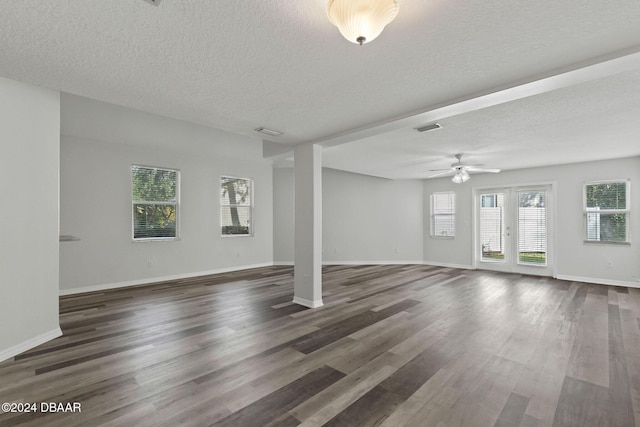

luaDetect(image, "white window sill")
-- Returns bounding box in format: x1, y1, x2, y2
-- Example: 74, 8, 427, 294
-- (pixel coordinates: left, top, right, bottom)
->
132, 237, 181, 243
517, 262, 548, 268
583, 240, 630, 246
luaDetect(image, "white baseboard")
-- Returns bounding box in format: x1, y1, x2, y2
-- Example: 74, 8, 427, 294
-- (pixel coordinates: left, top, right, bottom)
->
292, 296, 324, 308
423, 261, 475, 270
60, 262, 275, 296
556, 275, 640, 289
275, 261, 424, 266
0, 327, 62, 363
322, 260, 424, 265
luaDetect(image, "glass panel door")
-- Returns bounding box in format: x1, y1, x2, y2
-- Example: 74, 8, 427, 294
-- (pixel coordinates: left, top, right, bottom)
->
517, 190, 547, 266
480, 192, 506, 263
476, 186, 553, 276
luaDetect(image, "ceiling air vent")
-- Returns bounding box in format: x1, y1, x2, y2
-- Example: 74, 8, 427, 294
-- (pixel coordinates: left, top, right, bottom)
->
254, 127, 283, 137
142, 0, 162, 6
416, 123, 442, 133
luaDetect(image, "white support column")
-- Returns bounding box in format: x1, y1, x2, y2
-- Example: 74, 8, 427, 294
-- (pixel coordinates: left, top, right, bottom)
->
292, 143, 323, 308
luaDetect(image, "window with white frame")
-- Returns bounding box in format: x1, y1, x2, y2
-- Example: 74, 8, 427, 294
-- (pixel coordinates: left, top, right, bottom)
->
131, 165, 179, 240
431, 192, 455, 237
584, 180, 630, 243
221, 176, 253, 236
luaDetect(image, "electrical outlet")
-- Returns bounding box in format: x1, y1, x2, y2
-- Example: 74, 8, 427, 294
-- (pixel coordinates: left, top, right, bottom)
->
607, 260, 613, 268
147, 259, 153, 268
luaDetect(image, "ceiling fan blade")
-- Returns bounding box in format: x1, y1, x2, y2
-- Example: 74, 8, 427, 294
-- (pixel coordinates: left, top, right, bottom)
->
427, 170, 454, 178
465, 166, 501, 173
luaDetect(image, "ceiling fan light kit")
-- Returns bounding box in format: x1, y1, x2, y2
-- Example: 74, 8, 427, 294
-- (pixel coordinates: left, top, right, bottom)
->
451, 169, 470, 184
327, 0, 399, 45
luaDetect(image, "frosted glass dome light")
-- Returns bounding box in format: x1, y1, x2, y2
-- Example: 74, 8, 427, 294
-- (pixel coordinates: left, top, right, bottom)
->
452, 169, 470, 184
327, 0, 400, 45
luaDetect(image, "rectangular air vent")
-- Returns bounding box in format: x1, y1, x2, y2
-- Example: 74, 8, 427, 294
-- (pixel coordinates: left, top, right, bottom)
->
416, 123, 442, 132
254, 127, 283, 137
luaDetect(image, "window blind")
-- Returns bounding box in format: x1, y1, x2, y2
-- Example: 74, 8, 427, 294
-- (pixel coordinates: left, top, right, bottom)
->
431, 192, 455, 237
132, 165, 179, 239
221, 176, 253, 236
480, 193, 505, 261
584, 181, 629, 243
517, 191, 547, 265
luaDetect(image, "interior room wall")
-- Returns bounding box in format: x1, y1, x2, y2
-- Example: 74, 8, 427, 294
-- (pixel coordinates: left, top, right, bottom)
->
423, 156, 640, 287
0, 77, 61, 361
59, 95, 273, 293
273, 167, 295, 264
273, 167, 424, 264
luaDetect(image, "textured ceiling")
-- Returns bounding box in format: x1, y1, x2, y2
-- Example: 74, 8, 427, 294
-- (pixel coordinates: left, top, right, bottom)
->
2, 0, 640, 173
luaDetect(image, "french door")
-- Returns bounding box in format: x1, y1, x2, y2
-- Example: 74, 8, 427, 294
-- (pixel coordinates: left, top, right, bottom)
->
475, 186, 553, 276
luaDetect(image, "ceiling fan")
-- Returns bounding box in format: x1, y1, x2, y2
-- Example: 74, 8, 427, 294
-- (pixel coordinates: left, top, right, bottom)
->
428, 154, 501, 183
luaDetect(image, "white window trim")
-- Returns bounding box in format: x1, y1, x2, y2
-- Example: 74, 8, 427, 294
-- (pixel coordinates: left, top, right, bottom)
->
583, 179, 630, 244
131, 165, 181, 242
220, 175, 254, 238
431, 191, 455, 238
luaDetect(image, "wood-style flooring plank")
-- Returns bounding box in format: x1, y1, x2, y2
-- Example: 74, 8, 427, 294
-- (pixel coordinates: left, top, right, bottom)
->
493, 392, 529, 427
608, 304, 636, 427
212, 365, 345, 426
322, 384, 404, 427
565, 292, 610, 388
552, 376, 611, 427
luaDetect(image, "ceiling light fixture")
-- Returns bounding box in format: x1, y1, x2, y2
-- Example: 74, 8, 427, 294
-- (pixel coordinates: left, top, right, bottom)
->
327, 0, 399, 46
451, 169, 470, 184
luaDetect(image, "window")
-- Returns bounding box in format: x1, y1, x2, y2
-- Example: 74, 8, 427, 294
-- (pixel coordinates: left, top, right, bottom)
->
481, 194, 497, 208
431, 192, 455, 237
131, 165, 179, 240
584, 180, 630, 243
221, 176, 252, 236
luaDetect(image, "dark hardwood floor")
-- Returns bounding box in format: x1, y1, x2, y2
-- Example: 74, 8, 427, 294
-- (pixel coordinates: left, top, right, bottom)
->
1, 265, 639, 426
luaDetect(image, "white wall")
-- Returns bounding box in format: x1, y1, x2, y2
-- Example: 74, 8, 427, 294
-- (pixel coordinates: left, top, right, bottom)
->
0, 77, 61, 360
273, 167, 295, 264
59, 95, 273, 293
273, 167, 424, 264
423, 157, 640, 286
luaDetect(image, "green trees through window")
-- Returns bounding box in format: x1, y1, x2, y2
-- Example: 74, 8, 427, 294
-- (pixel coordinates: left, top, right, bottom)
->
221, 176, 252, 235
132, 165, 179, 239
